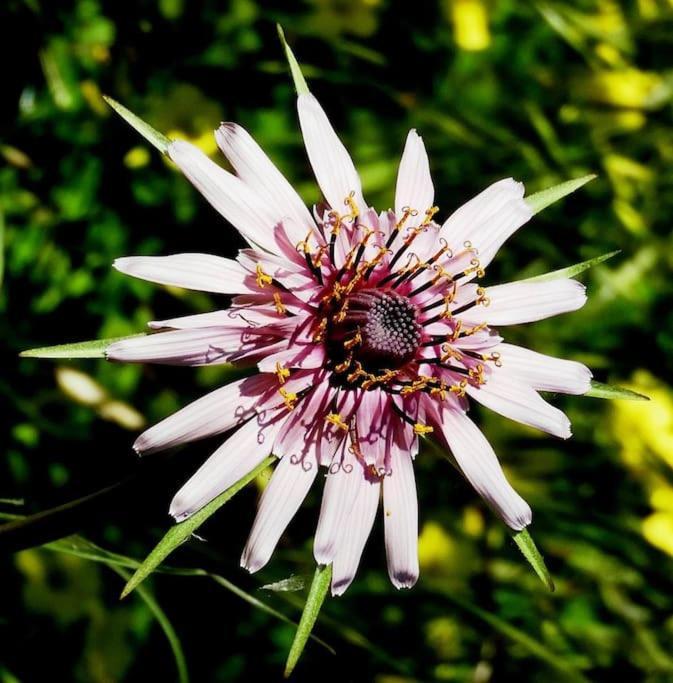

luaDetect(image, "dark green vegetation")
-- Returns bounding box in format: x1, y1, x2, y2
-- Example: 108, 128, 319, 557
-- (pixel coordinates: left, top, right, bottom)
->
2, 1, 673, 681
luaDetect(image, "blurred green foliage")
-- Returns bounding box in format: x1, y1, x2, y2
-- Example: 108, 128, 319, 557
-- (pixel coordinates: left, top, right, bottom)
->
2, 0, 673, 681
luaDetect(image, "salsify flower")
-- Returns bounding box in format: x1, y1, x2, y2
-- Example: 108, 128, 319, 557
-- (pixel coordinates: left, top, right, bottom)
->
106, 57, 590, 597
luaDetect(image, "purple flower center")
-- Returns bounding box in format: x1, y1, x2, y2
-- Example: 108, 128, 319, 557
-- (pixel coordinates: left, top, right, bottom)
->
328, 289, 422, 376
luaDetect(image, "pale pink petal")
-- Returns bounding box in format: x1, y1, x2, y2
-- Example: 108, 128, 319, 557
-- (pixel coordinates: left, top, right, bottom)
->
240, 454, 318, 573
169, 415, 281, 521
113, 254, 249, 294
313, 441, 361, 565
133, 374, 273, 455
330, 471, 381, 596
106, 328, 244, 366
395, 130, 434, 216
466, 370, 572, 439
383, 445, 419, 589
433, 406, 532, 530
495, 343, 592, 395
215, 123, 315, 243
257, 343, 326, 372
297, 93, 366, 215
440, 178, 531, 269
168, 140, 280, 253
457, 279, 587, 326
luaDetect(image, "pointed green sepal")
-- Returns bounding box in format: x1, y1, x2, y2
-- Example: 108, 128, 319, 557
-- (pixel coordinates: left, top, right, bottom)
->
584, 380, 649, 401
512, 528, 555, 592
277, 25, 310, 95
121, 455, 276, 599
284, 564, 332, 677
522, 250, 620, 283
103, 95, 171, 154
525, 174, 596, 215
20, 334, 147, 359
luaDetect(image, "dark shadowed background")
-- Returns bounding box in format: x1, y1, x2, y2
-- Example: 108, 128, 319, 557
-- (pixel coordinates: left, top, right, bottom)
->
1, 0, 673, 681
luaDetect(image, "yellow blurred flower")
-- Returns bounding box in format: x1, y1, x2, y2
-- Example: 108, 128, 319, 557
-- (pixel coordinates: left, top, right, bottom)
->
447, 0, 490, 52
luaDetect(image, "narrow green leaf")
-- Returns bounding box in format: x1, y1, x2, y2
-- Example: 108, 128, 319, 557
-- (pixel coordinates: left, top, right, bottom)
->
277, 25, 309, 95
121, 455, 276, 598
111, 565, 189, 683
512, 528, 555, 592
522, 250, 620, 283
103, 95, 171, 154
261, 575, 306, 592
525, 174, 596, 215
285, 564, 332, 678
20, 333, 146, 359
584, 380, 649, 401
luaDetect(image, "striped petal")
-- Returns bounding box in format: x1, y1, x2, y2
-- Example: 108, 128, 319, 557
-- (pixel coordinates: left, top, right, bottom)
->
433, 407, 532, 530
395, 129, 434, 217
113, 254, 250, 294
241, 454, 318, 573
383, 444, 419, 589
331, 472, 381, 596
467, 370, 572, 438
106, 328, 243, 366
495, 343, 592, 395
168, 140, 280, 253
440, 178, 531, 270
215, 123, 315, 243
133, 374, 273, 454
457, 279, 587, 326
169, 415, 281, 522
297, 93, 366, 215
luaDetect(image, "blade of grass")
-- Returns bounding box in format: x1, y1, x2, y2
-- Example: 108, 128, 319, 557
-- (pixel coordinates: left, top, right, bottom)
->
20, 333, 146, 359
584, 380, 649, 401
110, 565, 189, 683
521, 250, 620, 283
284, 564, 332, 677
103, 96, 171, 154
121, 456, 276, 598
512, 528, 555, 591
525, 174, 596, 215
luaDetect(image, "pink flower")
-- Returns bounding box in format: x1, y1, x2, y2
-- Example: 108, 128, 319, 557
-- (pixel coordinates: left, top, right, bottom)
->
107, 87, 590, 596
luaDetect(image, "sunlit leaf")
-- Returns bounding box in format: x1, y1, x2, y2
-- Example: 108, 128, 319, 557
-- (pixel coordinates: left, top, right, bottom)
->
121, 455, 276, 598
525, 174, 596, 215
103, 95, 171, 154
110, 565, 189, 683
20, 334, 146, 359
521, 250, 620, 283
277, 25, 309, 95
584, 380, 649, 401
512, 528, 555, 591
285, 564, 332, 678
261, 575, 307, 592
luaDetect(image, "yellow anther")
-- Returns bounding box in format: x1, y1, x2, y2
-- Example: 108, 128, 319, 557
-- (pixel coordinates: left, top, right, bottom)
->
275, 362, 290, 385
325, 413, 349, 431
413, 423, 434, 436
449, 380, 468, 398
421, 206, 439, 227
335, 354, 354, 374
344, 192, 359, 220
344, 331, 362, 350
430, 381, 448, 401
279, 387, 298, 410
273, 293, 286, 315
475, 287, 490, 306
469, 364, 485, 385
312, 317, 328, 342
255, 264, 273, 288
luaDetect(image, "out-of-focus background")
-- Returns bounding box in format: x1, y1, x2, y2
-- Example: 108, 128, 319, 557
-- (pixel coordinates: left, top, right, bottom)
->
1, 0, 673, 681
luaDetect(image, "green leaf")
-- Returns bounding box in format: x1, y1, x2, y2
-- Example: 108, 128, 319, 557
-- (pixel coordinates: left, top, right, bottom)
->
277, 25, 309, 95
20, 333, 146, 359
525, 174, 596, 215
584, 380, 649, 401
285, 564, 332, 678
103, 95, 171, 154
512, 528, 555, 592
521, 250, 620, 283
121, 455, 276, 598
110, 565, 189, 683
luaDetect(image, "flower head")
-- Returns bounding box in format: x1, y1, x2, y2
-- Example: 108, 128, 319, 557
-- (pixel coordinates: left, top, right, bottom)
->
107, 66, 590, 596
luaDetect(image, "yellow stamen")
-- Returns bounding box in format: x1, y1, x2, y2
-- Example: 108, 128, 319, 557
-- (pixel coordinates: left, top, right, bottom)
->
413, 423, 434, 436
325, 413, 349, 431
275, 362, 290, 385
273, 293, 286, 315
255, 264, 273, 288
279, 387, 298, 410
